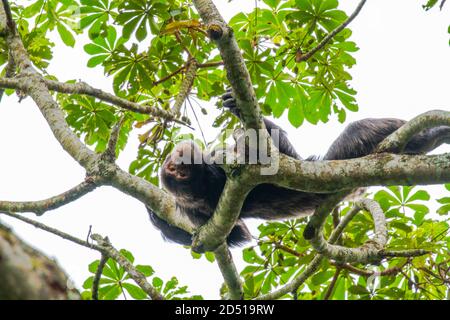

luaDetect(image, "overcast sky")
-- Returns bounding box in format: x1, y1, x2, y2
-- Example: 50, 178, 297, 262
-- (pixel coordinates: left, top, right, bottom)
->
0, 0, 449, 299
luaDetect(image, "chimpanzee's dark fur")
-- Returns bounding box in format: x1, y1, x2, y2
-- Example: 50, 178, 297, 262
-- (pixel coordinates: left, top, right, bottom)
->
148, 90, 450, 247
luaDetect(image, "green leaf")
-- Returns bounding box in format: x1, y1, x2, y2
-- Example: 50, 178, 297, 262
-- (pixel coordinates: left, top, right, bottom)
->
136, 265, 155, 277
122, 283, 148, 300
57, 23, 76, 47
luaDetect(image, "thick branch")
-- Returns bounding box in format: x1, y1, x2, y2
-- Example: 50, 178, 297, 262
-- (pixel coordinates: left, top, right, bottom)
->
4, 40, 97, 168
0, 178, 100, 215
192, 0, 262, 130
297, 0, 367, 62
0, 211, 164, 300
0, 224, 80, 299
377, 110, 450, 153
191, 177, 253, 252
214, 244, 244, 300
258, 151, 450, 194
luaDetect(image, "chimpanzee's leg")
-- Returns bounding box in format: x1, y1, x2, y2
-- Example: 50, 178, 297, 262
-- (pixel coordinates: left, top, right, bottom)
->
147, 207, 252, 247
324, 118, 450, 160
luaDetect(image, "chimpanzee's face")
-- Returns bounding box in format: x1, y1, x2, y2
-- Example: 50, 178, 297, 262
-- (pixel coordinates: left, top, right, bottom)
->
160, 141, 205, 197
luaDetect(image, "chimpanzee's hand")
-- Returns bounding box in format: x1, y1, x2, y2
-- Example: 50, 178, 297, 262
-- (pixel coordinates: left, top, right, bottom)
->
221, 87, 240, 118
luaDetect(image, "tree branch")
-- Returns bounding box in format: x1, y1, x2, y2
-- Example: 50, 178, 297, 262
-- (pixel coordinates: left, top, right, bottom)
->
332, 261, 407, 277
4, 48, 97, 168
92, 252, 108, 300
102, 116, 126, 162
323, 268, 341, 300
214, 244, 244, 300
44, 79, 182, 122
192, 0, 262, 130
171, 59, 198, 118
0, 224, 80, 299
0, 211, 104, 251
191, 177, 253, 253
0, 177, 100, 216
376, 110, 450, 153
256, 198, 360, 300
309, 199, 388, 264
0, 0, 14, 32
0, 211, 164, 300
296, 0, 367, 62
257, 150, 450, 194
91, 234, 164, 300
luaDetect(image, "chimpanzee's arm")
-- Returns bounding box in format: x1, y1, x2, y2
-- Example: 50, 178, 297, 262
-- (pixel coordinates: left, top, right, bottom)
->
222, 89, 301, 160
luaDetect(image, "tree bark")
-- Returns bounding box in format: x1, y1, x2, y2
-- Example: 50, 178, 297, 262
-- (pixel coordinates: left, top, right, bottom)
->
0, 223, 80, 300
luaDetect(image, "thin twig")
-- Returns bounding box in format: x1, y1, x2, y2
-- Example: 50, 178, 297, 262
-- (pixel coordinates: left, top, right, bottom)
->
296, 0, 367, 62
92, 252, 108, 300
91, 234, 164, 300
1, 0, 15, 32
324, 268, 341, 300
102, 116, 126, 162
153, 65, 186, 86
0, 211, 103, 251
0, 52, 15, 101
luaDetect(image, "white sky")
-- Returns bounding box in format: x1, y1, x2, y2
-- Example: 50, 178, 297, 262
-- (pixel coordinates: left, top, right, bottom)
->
0, 0, 449, 299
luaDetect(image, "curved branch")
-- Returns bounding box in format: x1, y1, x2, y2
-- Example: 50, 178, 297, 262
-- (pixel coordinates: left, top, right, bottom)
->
309, 199, 388, 264
296, 0, 367, 62
376, 110, 450, 153
256, 198, 360, 300
0, 177, 100, 216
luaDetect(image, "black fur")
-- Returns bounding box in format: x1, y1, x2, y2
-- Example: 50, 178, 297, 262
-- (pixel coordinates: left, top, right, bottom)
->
148, 90, 450, 247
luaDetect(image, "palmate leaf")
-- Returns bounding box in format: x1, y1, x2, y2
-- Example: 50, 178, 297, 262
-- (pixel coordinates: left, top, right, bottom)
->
116, 0, 171, 41
80, 0, 118, 39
